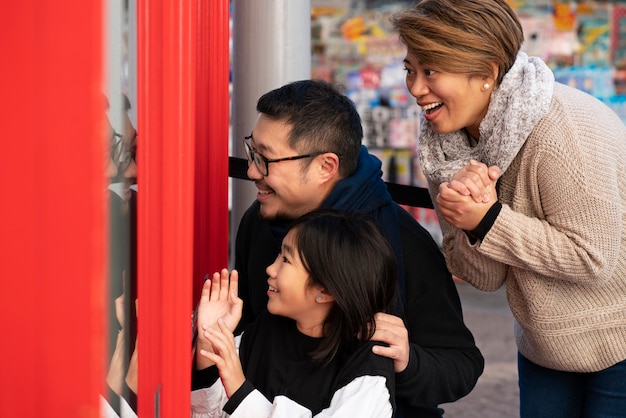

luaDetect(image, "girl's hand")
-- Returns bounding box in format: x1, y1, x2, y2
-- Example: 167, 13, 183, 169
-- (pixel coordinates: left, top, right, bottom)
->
199, 319, 246, 398
195, 269, 243, 370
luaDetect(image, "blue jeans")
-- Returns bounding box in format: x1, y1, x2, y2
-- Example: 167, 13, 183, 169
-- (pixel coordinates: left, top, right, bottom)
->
518, 352, 626, 418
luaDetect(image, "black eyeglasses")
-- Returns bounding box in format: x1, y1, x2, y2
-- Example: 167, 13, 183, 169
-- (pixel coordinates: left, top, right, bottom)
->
243, 135, 330, 176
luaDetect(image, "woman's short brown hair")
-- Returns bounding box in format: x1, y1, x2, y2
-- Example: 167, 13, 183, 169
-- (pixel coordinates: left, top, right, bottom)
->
390, 0, 524, 85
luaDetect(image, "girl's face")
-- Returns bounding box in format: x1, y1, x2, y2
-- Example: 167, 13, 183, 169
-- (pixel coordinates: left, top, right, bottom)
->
266, 229, 329, 336
403, 51, 492, 139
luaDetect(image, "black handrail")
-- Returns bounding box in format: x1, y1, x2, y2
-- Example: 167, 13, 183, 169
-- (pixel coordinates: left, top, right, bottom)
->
229, 156, 434, 209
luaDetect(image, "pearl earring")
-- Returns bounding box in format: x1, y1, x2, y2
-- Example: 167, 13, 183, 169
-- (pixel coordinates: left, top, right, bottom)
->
316, 295, 323, 301
483, 83, 490, 90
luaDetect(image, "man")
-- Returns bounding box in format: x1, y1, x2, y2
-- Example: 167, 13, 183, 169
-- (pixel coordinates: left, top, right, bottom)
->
231, 79, 484, 417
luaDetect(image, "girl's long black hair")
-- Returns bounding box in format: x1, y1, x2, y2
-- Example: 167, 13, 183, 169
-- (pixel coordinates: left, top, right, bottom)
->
287, 208, 398, 366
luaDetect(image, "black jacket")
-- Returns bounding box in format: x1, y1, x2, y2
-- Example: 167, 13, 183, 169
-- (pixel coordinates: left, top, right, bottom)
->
235, 200, 484, 417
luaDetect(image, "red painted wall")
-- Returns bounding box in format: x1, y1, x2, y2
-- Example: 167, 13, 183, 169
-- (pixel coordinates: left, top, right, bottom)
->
0, 1, 105, 416
136, 0, 229, 416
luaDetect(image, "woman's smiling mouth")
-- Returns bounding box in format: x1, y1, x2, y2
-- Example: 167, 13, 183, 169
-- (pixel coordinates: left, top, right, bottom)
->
421, 102, 443, 114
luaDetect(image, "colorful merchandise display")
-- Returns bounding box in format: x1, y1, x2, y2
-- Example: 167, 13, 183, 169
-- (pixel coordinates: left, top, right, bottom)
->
312, 0, 626, 125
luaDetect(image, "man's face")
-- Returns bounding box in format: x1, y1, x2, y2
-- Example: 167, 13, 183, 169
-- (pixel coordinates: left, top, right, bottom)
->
245, 115, 326, 220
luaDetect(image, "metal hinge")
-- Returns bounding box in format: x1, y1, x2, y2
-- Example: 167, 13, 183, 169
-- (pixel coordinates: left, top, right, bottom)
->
154, 384, 161, 418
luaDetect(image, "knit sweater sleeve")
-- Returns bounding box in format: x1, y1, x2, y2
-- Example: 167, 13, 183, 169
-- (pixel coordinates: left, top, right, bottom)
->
442, 85, 625, 290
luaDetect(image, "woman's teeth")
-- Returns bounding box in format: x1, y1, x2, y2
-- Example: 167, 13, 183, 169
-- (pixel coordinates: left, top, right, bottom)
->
422, 102, 442, 113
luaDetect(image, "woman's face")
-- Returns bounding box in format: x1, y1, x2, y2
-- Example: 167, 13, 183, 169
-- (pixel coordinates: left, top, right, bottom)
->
403, 51, 492, 139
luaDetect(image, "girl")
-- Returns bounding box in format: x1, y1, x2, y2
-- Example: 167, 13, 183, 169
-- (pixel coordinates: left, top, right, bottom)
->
191, 209, 397, 417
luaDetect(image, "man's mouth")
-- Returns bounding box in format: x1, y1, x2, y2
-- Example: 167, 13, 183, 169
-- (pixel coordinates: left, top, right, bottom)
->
268, 285, 279, 293
255, 182, 274, 196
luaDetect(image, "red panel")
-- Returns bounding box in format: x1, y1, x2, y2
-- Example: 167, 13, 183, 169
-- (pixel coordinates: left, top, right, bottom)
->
193, 0, 231, 305
0, 1, 104, 417
136, 0, 196, 416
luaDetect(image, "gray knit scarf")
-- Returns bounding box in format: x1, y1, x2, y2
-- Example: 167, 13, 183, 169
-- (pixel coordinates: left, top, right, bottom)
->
418, 52, 555, 187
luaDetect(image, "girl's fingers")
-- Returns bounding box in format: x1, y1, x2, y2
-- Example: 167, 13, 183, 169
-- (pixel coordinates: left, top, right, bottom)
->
229, 269, 239, 296
219, 268, 230, 299
217, 318, 233, 336
210, 271, 221, 300
200, 274, 212, 300
202, 326, 238, 367
204, 329, 226, 348
198, 349, 221, 366
204, 325, 235, 354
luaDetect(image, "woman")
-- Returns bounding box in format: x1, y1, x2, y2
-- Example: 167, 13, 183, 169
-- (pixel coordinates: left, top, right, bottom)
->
391, 1, 626, 417
191, 209, 397, 417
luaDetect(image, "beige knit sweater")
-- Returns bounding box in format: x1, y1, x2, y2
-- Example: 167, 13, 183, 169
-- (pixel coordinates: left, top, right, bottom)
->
439, 83, 626, 372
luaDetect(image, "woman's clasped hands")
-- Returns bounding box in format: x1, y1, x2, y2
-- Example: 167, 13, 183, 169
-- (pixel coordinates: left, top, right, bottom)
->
436, 159, 501, 230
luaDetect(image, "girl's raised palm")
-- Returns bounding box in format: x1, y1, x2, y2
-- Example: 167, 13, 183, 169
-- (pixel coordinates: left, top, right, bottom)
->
195, 268, 243, 369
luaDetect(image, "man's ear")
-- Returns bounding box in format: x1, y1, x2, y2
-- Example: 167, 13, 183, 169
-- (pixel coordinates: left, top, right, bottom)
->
317, 152, 340, 182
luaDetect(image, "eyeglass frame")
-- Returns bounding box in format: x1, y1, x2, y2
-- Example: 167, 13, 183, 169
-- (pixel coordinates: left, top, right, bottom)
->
243, 135, 338, 176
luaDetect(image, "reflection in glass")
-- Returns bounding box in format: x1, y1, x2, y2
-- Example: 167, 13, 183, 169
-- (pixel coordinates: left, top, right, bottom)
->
103, 94, 138, 418
101, 1, 138, 417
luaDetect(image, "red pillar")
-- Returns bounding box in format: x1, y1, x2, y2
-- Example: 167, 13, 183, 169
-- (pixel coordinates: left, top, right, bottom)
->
194, 0, 231, 305
136, 0, 196, 416
0, 1, 105, 416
